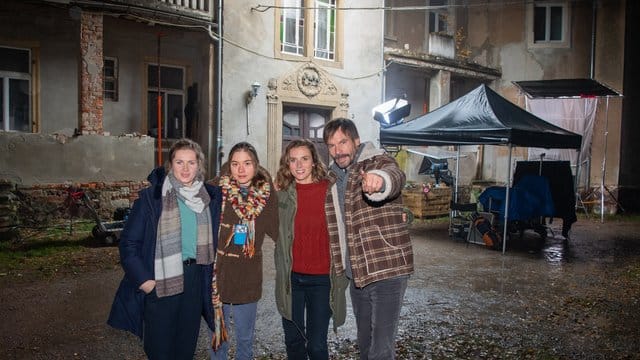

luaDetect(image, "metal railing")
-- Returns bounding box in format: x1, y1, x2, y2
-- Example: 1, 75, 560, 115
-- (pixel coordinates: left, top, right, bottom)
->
77, 0, 216, 21
157, 0, 211, 14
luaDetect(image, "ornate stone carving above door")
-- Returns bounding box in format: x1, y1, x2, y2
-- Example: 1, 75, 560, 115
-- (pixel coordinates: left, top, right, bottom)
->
265, 62, 350, 175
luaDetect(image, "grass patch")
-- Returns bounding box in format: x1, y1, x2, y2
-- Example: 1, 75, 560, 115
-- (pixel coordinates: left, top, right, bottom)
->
0, 220, 98, 275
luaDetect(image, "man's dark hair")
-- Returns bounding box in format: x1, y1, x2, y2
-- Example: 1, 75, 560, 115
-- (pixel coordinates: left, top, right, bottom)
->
323, 118, 360, 143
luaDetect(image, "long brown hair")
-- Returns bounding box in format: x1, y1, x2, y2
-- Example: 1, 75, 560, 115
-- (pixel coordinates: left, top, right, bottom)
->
276, 139, 327, 190
219, 142, 270, 187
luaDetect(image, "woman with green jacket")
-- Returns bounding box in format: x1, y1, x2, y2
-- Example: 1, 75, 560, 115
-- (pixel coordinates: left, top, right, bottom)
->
274, 139, 348, 359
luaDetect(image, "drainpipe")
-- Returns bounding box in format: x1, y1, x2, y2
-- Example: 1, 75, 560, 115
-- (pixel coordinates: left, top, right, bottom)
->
590, 0, 597, 79
380, 3, 386, 104
213, 0, 223, 175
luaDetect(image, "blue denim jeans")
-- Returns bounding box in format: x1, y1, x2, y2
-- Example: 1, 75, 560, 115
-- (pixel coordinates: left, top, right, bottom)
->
209, 302, 258, 360
349, 275, 409, 360
282, 272, 332, 360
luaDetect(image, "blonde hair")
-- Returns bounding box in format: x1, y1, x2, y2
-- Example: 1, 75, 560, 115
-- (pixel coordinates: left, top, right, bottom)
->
165, 138, 206, 178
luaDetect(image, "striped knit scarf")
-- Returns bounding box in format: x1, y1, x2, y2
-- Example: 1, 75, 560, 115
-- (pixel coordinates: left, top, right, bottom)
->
154, 172, 214, 298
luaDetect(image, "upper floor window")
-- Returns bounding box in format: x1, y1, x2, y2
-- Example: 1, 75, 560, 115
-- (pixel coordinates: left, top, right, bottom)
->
314, 0, 336, 60
281, 0, 305, 55
527, 1, 570, 48
429, 0, 448, 34
0, 46, 31, 132
104, 57, 118, 101
277, 0, 341, 65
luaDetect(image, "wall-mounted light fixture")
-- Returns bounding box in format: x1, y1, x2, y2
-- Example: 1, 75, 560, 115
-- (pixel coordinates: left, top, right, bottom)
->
246, 82, 261, 104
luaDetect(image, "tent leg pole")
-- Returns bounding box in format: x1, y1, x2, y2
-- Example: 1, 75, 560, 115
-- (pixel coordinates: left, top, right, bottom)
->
600, 96, 610, 223
502, 145, 513, 254
455, 146, 460, 203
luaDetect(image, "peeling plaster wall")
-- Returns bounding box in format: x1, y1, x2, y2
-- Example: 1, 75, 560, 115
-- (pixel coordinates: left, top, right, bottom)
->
0, 2, 212, 139
102, 17, 212, 139
0, 3, 80, 134
0, 133, 154, 186
462, 1, 623, 190
591, 0, 625, 190
0, 1, 213, 188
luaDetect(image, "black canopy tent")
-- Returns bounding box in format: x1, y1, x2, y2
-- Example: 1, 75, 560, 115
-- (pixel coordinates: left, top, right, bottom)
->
513, 79, 623, 222
513, 78, 619, 98
380, 84, 582, 253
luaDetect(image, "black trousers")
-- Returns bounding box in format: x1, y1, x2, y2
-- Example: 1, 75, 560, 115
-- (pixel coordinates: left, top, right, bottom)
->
143, 262, 203, 360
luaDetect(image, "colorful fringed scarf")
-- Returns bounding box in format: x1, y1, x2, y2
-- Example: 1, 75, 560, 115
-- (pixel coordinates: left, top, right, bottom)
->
210, 254, 227, 350
211, 175, 270, 350
218, 175, 270, 258
154, 172, 214, 298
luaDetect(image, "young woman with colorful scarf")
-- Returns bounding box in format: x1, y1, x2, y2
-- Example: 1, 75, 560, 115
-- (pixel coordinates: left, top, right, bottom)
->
209, 142, 279, 360
108, 138, 222, 360
274, 139, 348, 359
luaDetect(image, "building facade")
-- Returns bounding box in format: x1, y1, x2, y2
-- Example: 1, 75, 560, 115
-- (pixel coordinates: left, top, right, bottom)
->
383, 0, 631, 212
0, 0, 219, 222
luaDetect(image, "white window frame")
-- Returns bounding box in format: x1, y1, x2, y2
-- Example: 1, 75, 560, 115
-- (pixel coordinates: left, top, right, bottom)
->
314, 0, 336, 60
0, 46, 31, 132
276, 0, 342, 66
281, 0, 305, 56
527, 1, 571, 49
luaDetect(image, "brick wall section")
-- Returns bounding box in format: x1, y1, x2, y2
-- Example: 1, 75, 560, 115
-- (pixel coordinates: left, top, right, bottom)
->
15, 181, 148, 224
79, 13, 104, 134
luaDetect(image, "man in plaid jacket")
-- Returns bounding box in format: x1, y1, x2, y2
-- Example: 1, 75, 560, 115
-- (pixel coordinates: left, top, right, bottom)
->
323, 118, 414, 360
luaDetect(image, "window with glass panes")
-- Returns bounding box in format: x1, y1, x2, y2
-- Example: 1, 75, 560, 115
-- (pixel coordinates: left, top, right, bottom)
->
279, 0, 337, 61
0, 46, 31, 132
314, 0, 336, 60
104, 57, 118, 101
147, 64, 185, 139
429, 0, 448, 34
534, 3, 564, 42
281, 0, 305, 55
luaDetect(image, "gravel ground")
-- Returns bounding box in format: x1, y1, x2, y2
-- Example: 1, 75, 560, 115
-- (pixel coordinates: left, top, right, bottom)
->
1, 217, 639, 359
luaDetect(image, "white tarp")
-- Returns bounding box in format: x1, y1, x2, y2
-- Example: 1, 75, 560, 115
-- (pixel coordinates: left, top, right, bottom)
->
525, 97, 596, 186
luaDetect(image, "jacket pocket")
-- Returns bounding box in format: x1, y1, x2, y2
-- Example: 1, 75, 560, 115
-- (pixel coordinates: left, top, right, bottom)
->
357, 225, 408, 275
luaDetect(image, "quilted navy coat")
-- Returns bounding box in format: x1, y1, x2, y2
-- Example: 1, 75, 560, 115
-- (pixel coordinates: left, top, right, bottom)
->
107, 167, 222, 338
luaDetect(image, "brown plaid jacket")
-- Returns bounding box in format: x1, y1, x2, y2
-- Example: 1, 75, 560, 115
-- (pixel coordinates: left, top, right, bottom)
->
326, 142, 414, 288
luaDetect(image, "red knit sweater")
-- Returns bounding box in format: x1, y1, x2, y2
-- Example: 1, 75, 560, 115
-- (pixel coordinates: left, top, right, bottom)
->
292, 180, 330, 275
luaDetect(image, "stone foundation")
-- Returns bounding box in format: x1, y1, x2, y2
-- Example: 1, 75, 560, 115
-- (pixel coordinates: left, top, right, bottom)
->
1, 180, 148, 236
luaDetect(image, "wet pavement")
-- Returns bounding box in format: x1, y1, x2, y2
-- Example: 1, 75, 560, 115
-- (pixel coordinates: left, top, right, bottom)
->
1, 217, 639, 359
240, 217, 640, 359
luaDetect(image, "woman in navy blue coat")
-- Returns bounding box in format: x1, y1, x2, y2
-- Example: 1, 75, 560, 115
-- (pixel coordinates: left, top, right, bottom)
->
108, 139, 222, 359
